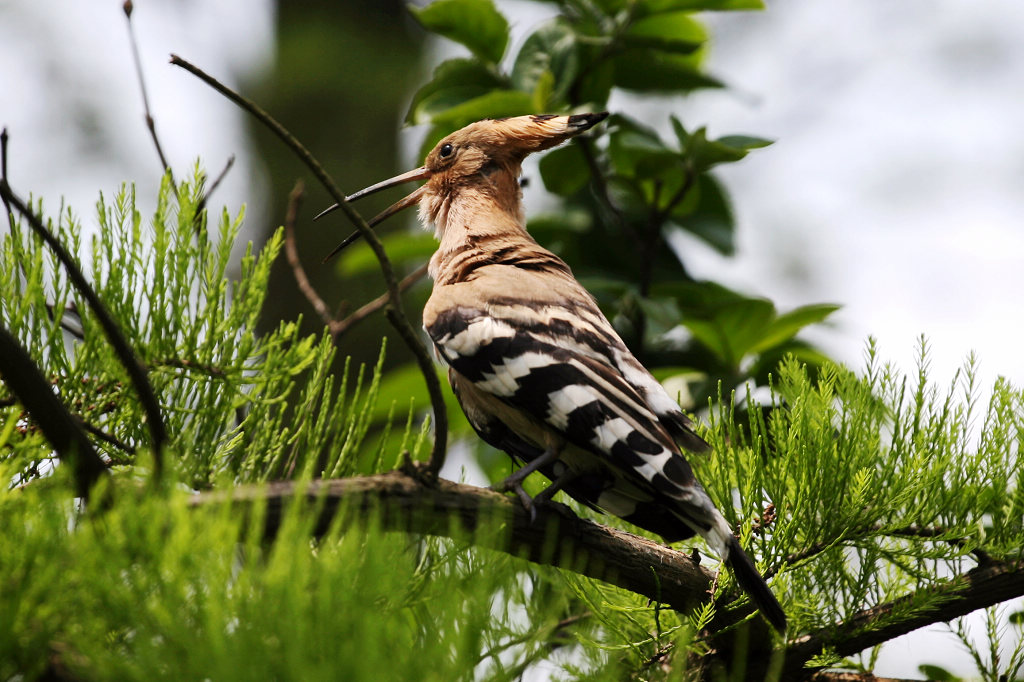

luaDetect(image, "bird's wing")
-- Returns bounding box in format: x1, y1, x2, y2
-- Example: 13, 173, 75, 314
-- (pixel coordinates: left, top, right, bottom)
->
426, 303, 726, 545
608, 347, 711, 454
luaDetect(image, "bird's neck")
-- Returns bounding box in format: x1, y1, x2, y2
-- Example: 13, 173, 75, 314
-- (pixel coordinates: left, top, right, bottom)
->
422, 174, 537, 282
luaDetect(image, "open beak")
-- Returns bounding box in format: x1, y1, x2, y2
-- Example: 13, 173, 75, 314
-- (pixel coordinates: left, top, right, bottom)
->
316, 165, 432, 263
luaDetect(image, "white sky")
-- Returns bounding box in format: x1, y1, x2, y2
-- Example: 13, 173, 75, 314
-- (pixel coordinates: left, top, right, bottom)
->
2, 0, 1023, 678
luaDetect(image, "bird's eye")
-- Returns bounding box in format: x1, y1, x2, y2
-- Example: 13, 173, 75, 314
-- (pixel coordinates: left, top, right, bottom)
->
439, 143, 454, 158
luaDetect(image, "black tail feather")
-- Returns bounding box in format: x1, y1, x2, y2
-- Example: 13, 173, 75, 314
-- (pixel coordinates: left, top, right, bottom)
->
725, 536, 787, 633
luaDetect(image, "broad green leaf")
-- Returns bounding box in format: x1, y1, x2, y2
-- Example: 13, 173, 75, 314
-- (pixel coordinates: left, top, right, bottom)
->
335, 231, 437, 276
671, 173, 736, 255
526, 209, 592, 237
916, 665, 961, 682
686, 128, 773, 171
622, 12, 706, 55
611, 48, 721, 93
608, 126, 681, 180
636, 295, 683, 337
409, 0, 509, 64
538, 143, 591, 197
749, 303, 841, 355
717, 134, 773, 151
511, 19, 580, 109
418, 89, 535, 156
573, 50, 615, 107
635, 0, 764, 15
670, 114, 690, 149
682, 297, 775, 367
406, 59, 505, 124
531, 69, 555, 111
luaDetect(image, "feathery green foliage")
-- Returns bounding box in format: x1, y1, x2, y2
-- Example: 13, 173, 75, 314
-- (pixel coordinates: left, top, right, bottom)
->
3, 171, 1023, 679
0, 170, 407, 490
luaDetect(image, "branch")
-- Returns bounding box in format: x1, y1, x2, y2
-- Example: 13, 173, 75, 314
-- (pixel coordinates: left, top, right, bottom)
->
169, 54, 448, 479
191, 469, 1024, 680
784, 557, 1024, 677
0, 324, 108, 499
123, 1, 174, 184
282, 180, 334, 327
195, 154, 235, 224
806, 671, 921, 675
766, 523, 976, 580
189, 470, 719, 615
282, 180, 429, 341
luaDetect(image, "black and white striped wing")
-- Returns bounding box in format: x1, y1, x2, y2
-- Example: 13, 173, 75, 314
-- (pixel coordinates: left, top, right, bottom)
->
427, 305, 728, 550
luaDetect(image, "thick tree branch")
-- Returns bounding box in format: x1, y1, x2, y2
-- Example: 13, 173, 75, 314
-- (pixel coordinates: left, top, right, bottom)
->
190, 470, 719, 615
785, 557, 1024, 677
191, 469, 1024, 680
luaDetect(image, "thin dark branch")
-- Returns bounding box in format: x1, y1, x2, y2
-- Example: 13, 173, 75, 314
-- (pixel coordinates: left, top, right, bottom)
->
283, 180, 428, 340
47, 302, 84, 340
0, 323, 108, 499
123, 1, 174, 184
0, 178, 167, 474
282, 180, 334, 328
195, 154, 235, 221
765, 523, 972, 580
151, 357, 229, 379
80, 420, 135, 455
331, 263, 429, 341
1, 128, 11, 218
169, 53, 448, 479
579, 137, 635, 241
806, 671, 929, 675
205, 154, 235, 199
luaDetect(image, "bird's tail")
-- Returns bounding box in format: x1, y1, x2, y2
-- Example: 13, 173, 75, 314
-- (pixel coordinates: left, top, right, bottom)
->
723, 535, 787, 633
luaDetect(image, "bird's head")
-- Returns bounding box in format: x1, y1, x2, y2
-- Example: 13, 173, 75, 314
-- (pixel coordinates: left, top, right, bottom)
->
317, 112, 608, 259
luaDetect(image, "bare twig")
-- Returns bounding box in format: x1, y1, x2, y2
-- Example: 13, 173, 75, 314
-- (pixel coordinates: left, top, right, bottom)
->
0, 177, 167, 474
1, 128, 11, 218
169, 54, 448, 478
195, 154, 235, 223
283, 180, 333, 327
123, 1, 174, 184
765, 523, 973, 580
80, 420, 135, 456
151, 357, 228, 379
284, 179, 429, 340
811, 671, 925, 675
205, 154, 235, 199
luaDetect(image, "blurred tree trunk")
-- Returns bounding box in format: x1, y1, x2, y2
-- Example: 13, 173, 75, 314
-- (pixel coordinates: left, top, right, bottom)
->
252, 0, 428, 372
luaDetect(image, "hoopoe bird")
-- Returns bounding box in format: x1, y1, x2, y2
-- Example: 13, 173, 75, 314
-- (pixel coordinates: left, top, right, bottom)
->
319, 113, 786, 632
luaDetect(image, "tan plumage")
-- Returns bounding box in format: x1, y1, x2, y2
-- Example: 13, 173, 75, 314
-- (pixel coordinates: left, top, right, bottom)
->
324, 113, 786, 632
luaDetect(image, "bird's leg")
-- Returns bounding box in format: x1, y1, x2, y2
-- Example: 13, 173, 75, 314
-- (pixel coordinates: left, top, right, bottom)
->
491, 446, 562, 522
531, 466, 577, 506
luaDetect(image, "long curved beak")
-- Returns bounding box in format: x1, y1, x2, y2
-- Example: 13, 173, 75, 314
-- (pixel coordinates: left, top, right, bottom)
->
316, 166, 431, 263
